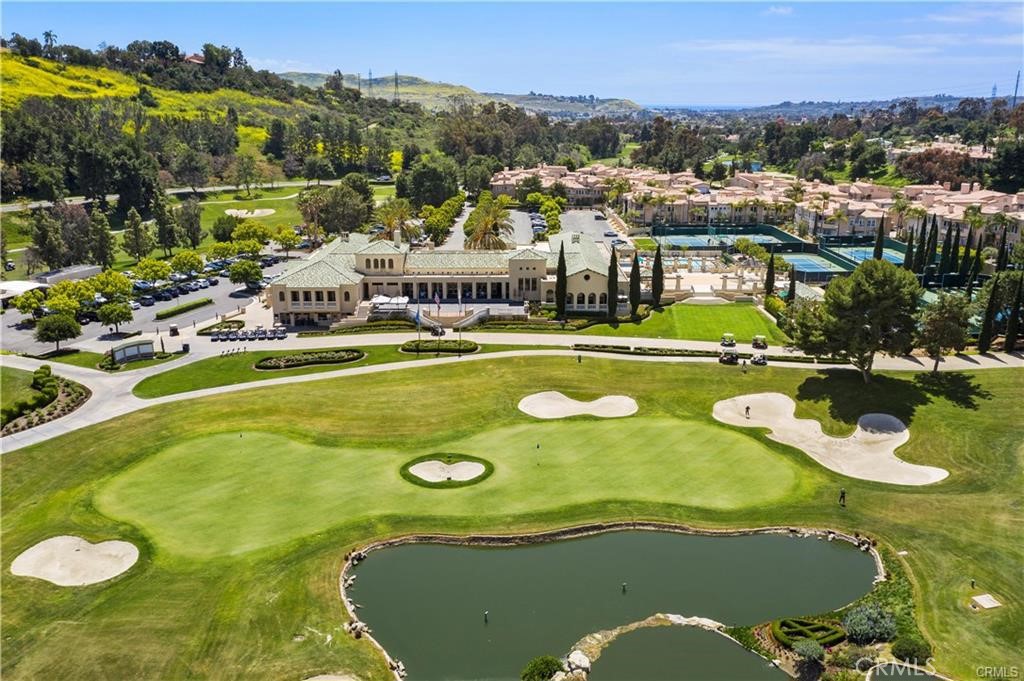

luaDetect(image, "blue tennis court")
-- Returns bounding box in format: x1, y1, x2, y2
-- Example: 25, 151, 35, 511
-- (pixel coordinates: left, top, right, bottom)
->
779, 254, 851, 273
828, 246, 905, 265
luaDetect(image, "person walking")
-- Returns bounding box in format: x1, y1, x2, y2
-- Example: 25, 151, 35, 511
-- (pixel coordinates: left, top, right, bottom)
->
745, 405, 751, 419
839, 487, 847, 507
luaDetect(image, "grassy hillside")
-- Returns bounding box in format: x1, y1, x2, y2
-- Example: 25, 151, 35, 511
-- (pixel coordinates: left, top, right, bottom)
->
278, 70, 645, 116
0, 53, 309, 121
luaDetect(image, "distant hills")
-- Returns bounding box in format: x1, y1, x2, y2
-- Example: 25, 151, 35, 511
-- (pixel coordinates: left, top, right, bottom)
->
277, 71, 644, 117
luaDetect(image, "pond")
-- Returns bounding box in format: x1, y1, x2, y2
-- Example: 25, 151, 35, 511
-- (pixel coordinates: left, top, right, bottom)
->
349, 530, 877, 681
589, 625, 788, 681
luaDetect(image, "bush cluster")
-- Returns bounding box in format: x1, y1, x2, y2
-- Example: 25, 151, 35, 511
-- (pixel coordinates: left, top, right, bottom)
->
1, 365, 58, 426
763, 294, 787, 320
771, 618, 846, 649
400, 339, 478, 353
734, 237, 791, 272
421, 192, 466, 245
891, 635, 932, 664
155, 298, 214, 320
842, 603, 897, 644
255, 350, 364, 370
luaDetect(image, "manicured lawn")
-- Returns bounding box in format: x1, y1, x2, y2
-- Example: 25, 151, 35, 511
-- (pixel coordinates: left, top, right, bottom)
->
632, 237, 658, 250
39, 350, 182, 373
1, 359, 1020, 680
0, 366, 38, 409
97, 418, 801, 558
372, 183, 396, 204
581, 302, 790, 343
131, 344, 561, 398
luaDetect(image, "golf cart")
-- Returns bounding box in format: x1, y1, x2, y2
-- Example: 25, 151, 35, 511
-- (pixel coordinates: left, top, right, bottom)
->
751, 353, 768, 366
720, 332, 736, 347
752, 334, 768, 350
719, 347, 739, 365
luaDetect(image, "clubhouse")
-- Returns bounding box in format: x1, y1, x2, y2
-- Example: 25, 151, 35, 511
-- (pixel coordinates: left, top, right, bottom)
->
269, 231, 623, 326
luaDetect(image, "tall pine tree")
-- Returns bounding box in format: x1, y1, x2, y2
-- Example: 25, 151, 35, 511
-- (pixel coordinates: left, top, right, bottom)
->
1003, 275, 1022, 353
120, 207, 156, 263
873, 218, 885, 260
606, 247, 619, 319
977, 275, 1000, 353
555, 243, 567, 321
902, 228, 915, 270
89, 207, 115, 269
764, 251, 776, 295
787, 263, 797, 304
958, 228, 974, 277
950, 225, 961, 273
925, 215, 939, 270
995, 228, 1008, 271
629, 253, 641, 317
965, 249, 982, 299
938, 225, 953, 275
153, 193, 179, 258
912, 222, 928, 273
651, 244, 664, 307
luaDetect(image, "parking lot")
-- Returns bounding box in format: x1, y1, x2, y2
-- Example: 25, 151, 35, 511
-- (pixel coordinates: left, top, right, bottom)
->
0, 259, 289, 355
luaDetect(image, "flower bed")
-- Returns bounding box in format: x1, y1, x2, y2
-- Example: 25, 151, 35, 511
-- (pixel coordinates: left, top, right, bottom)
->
1, 368, 91, 435
400, 340, 478, 354
254, 349, 365, 370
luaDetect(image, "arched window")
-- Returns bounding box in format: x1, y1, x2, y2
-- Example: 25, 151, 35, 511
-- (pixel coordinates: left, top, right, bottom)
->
576, 293, 585, 305
343, 291, 350, 302
587, 293, 596, 305
372, 258, 379, 269
388, 258, 394, 269
565, 293, 573, 304
599, 293, 607, 304
545, 290, 554, 303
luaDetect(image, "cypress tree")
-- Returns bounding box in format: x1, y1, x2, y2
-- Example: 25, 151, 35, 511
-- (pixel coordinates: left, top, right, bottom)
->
606, 247, 619, 319
965, 251, 982, 299
925, 215, 939, 270
651, 243, 664, 307
938, 225, 953, 275
958, 228, 974, 277
764, 251, 776, 295
995, 228, 1008, 271
787, 263, 797, 304
912, 222, 927, 273
1003, 275, 1022, 353
629, 253, 641, 317
977, 275, 1000, 353
555, 243, 567, 320
902, 229, 914, 270
873, 217, 885, 260
950, 225, 961, 272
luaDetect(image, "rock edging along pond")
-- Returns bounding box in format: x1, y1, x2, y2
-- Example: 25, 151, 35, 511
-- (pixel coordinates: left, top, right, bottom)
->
336, 521, 886, 681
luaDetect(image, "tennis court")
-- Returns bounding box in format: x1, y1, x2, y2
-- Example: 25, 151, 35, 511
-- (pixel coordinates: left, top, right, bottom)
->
779, 254, 852, 273
828, 246, 905, 265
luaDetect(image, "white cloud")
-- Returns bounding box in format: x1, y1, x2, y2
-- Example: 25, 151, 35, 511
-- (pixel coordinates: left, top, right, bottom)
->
763, 6, 794, 16
924, 4, 1022, 25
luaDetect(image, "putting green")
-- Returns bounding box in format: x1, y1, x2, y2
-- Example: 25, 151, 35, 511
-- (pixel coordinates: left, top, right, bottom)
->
96, 418, 800, 558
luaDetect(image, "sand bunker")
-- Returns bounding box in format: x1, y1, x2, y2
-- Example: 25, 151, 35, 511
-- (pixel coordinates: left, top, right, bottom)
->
408, 460, 486, 482
10, 535, 139, 586
712, 393, 949, 486
518, 391, 638, 419
225, 208, 276, 218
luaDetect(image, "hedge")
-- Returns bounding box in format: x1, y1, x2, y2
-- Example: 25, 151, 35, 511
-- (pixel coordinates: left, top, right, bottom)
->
571, 343, 820, 363
400, 339, 478, 354
771, 618, 846, 649
155, 298, 213, 320
0, 365, 58, 426
254, 349, 364, 370
298, 320, 416, 336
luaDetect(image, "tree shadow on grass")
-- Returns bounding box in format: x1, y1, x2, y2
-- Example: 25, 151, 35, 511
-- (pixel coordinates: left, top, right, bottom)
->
796, 369, 993, 427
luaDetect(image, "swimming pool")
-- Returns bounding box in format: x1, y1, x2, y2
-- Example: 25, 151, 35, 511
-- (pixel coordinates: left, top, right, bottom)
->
779, 254, 852, 273
828, 246, 905, 265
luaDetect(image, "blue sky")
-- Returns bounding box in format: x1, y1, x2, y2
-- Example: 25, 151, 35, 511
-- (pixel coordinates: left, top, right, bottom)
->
3, 2, 1022, 106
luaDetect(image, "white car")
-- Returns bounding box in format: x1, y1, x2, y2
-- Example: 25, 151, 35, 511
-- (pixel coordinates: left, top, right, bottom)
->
129, 300, 141, 310
603, 230, 617, 237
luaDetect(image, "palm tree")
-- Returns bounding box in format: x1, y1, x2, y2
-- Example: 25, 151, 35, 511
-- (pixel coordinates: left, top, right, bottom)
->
465, 199, 514, 250
888, 191, 911, 238
42, 30, 57, 59
297, 189, 327, 246
784, 180, 805, 203
831, 208, 849, 236
603, 178, 631, 210
985, 211, 1011, 248
374, 198, 419, 242
682, 186, 697, 223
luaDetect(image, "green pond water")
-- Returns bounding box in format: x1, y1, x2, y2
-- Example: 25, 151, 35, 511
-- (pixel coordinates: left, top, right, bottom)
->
589, 625, 788, 680
350, 530, 877, 681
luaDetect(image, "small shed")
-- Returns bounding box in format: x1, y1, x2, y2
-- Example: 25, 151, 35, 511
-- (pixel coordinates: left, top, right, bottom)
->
110, 339, 155, 364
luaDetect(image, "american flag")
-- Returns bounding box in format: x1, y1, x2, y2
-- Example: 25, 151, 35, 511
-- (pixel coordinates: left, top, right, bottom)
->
434, 291, 441, 313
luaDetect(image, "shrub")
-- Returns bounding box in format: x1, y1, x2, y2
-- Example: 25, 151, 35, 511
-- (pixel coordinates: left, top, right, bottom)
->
843, 603, 896, 644
764, 294, 786, 320
520, 655, 563, 681
155, 298, 213, 320
400, 339, 478, 354
891, 635, 932, 664
771, 618, 846, 648
821, 670, 861, 681
792, 638, 825, 661
1, 365, 59, 426
255, 350, 364, 370
828, 645, 876, 671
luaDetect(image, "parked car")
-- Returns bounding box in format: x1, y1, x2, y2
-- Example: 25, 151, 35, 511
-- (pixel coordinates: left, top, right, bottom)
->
206, 277, 219, 286
603, 230, 618, 237
133, 280, 154, 291
595, 214, 607, 220
169, 272, 188, 282
219, 269, 231, 277
275, 328, 287, 339
256, 328, 268, 340
197, 279, 210, 289
155, 290, 172, 302
611, 238, 627, 246
129, 300, 141, 310
227, 331, 239, 341
139, 295, 156, 307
